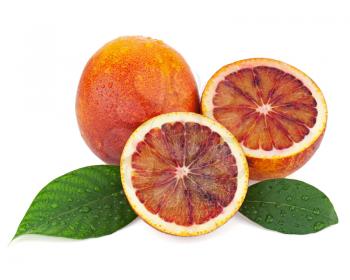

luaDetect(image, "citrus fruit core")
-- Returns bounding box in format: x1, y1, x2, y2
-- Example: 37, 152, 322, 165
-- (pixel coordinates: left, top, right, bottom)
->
121, 113, 248, 236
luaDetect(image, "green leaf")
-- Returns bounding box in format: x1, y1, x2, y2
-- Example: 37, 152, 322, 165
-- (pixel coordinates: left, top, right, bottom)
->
239, 179, 338, 234
14, 165, 137, 239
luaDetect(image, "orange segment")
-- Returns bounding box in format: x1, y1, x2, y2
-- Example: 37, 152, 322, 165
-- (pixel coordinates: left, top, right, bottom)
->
270, 112, 309, 143
266, 115, 293, 149
136, 178, 176, 213
272, 86, 316, 107
270, 72, 303, 102
273, 104, 317, 128
161, 122, 186, 165
158, 179, 192, 226
132, 141, 172, 173
225, 69, 261, 105
186, 178, 222, 225
214, 107, 257, 140
214, 81, 256, 108
243, 115, 273, 151
253, 66, 284, 103
183, 122, 212, 166
143, 128, 176, 166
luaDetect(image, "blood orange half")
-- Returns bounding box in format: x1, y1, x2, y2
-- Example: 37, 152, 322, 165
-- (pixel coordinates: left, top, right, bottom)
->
120, 112, 248, 236
201, 58, 327, 180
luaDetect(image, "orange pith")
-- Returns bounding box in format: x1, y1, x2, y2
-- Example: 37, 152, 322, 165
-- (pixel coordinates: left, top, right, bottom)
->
131, 121, 237, 226
213, 66, 317, 151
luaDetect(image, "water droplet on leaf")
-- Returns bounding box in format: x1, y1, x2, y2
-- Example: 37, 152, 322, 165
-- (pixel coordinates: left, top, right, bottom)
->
265, 215, 274, 223
275, 204, 282, 209
79, 206, 91, 213
313, 222, 326, 231
313, 208, 320, 215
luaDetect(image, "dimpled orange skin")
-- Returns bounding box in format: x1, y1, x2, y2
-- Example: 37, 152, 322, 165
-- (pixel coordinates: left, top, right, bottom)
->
76, 36, 199, 164
248, 133, 324, 180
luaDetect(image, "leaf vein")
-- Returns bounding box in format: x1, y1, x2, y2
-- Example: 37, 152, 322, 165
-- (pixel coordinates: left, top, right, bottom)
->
243, 200, 337, 222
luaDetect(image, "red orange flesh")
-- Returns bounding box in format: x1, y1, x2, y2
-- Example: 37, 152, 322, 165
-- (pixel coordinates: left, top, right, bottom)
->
132, 122, 238, 226
213, 66, 317, 151
121, 113, 248, 236
202, 58, 327, 180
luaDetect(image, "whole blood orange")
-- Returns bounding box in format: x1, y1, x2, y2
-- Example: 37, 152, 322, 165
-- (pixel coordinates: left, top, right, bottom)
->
201, 58, 327, 180
120, 112, 248, 236
76, 36, 199, 164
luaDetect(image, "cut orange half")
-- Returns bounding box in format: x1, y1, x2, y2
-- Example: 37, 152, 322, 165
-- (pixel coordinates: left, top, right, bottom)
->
120, 112, 248, 236
202, 58, 327, 180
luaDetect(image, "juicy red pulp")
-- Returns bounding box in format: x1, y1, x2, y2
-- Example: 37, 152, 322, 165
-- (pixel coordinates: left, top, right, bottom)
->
213, 66, 318, 150
131, 122, 238, 226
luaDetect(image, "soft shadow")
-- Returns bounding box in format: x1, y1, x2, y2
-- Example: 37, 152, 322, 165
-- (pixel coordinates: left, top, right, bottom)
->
146, 215, 246, 244
9, 217, 141, 245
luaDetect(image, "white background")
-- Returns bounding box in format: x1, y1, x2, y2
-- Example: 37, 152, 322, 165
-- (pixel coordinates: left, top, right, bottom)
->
1, 0, 349, 279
